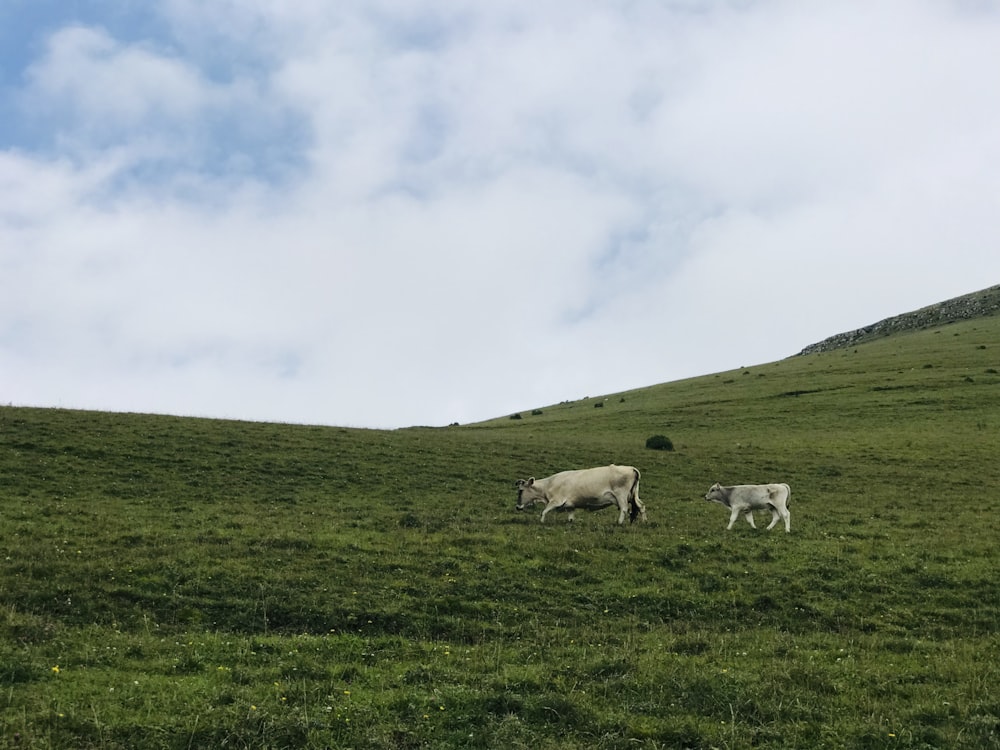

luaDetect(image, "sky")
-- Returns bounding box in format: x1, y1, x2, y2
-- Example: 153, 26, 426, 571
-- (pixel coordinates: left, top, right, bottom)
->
3, 1, 1000, 429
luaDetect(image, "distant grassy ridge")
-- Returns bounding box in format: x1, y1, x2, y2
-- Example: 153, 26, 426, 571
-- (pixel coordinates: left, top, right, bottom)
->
800, 283, 1000, 354
2, 309, 1000, 748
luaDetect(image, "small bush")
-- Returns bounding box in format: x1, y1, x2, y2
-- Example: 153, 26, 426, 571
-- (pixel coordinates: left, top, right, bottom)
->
531, 409, 543, 416
509, 413, 522, 420
399, 513, 421, 528
645, 435, 674, 451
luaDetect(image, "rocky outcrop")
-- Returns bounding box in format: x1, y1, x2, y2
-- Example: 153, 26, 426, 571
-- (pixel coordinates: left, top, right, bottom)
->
799, 284, 1000, 355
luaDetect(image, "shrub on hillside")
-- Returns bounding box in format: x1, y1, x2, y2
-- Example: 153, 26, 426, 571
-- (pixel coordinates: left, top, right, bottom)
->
645, 435, 674, 451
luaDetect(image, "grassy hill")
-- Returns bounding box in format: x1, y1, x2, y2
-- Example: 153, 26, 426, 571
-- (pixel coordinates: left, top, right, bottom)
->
2, 302, 1000, 748
799, 283, 1000, 354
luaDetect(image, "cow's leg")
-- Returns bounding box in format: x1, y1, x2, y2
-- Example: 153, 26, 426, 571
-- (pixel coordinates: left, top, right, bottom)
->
629, 493, 648, 523
541, 500, 570, 523
727, 507, 741, 529
605, 491, 628, 525
744, 510, 757, 528
634, 497, 648, 522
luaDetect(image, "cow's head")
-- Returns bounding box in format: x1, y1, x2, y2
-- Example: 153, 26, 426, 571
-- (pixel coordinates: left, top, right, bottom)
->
704, 482, 727, 505
515, 477, 545, 511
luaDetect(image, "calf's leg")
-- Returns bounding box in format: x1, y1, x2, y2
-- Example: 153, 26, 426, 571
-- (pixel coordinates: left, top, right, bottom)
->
766, 507, 781, 530
726, 507, 742, 529
765, 504, 791, 532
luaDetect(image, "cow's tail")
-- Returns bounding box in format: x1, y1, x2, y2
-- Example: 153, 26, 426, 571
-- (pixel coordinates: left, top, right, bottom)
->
784, 483, 791, 507
628, 468, 643, 523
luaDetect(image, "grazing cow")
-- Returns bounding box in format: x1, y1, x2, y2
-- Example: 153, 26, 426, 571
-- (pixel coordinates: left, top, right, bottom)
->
704, 482, 791, 532
515, 465, 647, 524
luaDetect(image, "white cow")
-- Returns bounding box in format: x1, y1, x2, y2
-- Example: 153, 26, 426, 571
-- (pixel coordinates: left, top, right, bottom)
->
704, 482, 791, 532
515, 465, 647, 524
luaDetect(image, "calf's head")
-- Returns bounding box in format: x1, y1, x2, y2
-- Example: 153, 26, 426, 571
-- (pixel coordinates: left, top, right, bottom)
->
515, 477, 545, 511
704, 482, 728, 505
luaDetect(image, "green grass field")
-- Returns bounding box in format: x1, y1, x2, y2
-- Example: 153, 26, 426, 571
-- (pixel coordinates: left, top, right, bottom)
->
2, 316, 999, 748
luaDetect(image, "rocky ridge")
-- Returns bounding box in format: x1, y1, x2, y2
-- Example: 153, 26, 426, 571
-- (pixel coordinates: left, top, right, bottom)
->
799, 284, 1000, 355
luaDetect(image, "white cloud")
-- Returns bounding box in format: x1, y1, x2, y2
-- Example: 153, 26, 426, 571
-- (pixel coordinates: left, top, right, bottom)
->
3, 1, 1000, 427
655, 2, 1000, 208
25, 26, 210, 127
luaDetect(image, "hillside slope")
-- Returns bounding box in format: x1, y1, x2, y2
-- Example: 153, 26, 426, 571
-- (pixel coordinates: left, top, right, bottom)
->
2, 296, 1000, 749
799, 283, 1000, 355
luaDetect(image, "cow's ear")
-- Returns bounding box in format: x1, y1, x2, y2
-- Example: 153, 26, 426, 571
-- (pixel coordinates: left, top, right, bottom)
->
527, 477, 535, 486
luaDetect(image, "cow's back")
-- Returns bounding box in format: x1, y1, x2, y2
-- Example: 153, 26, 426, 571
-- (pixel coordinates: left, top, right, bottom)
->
546, 465, 636, 499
